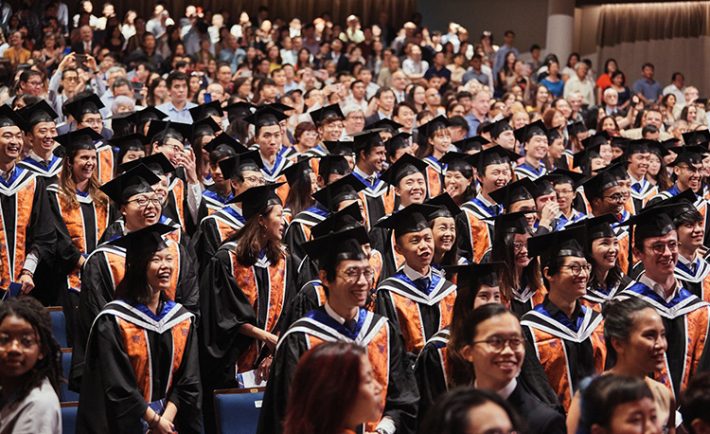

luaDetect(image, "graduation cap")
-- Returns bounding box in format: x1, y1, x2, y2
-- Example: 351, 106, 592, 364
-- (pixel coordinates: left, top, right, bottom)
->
203, 134, 249, 155
112, 107, 167, 135
454, 136, 489, 153
667, 145, 707, 167
365, 118, 402, 133
645, 140, 670, 157
379, 153, 427, 186
280, 157, 313, 185
469, 145, 520, 173
309, 103, 344, 125
311, 202, 365, 239
610, 137, 629, 150
324, 140, 355, 156
527, 226, 587, 264
418, 115, 451, 140
318, 155, 351, 179
64, 93, 104, 121
312, 174, 366, 211
109, 133, 149, 155
352, 129, 385, 153
483, 117, 513, 139
624, 139, 656, 157
189, 101, 223, 122
191, 117, 221, 143
683, 130, 710, 146
375, 203, 439, 238
531, 176, 555, 199
384, 132, 412, 156
620, 205, 675, 246
232, 183, 284, 219
489, 211, 534, 236
0, 104, 24, 128
147, 120, 192, 144
440, 152, 474, 174
268, 102, 295, 113
547, 127, 563, 143
545, 169, 586, 189
120, 153, 175, 177
18, 100, 57, 129
425, 193, 461, 219
54, 127, 103, 156
567, 121, 588, 137
580, 164, 622, 200
644, 188, 698, 222
303, 227, 368, 268
489, 178, 536, 208
573, 143, 605, 169
443, 261, 506, 289
220, 151, 264, 180
109, 223, 175, 261
226, 101, 256, 121
568, 214, 616, 241
99, 163, 161, 204
661, 138, 682, 150
244, 106, 288, 128
581, 132, 609, 150
513, 120, 547, 143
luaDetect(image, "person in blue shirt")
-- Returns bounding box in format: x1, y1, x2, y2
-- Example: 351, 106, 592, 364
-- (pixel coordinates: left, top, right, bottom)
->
156, 71, 197, 123
632, 63, 663, 106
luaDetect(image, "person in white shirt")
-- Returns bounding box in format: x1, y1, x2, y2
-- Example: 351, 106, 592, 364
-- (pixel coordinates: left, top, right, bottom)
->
663, 72, 686, 106
563, 62, 595, 106
402, 44, 428, 82
156, 71, 196, 123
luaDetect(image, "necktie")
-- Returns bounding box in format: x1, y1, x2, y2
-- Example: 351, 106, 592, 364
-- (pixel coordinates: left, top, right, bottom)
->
632, 183, 642, 194
344, 318, 358, 334
414, 277, 431, 294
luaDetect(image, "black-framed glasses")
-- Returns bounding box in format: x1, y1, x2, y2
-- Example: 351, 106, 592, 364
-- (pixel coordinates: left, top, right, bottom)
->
472, 336, 524, 351
127, 197, 161, 207
560, 263, 592, 276
604, 193, 625, 202
340, 266, 375, 282
648, 241, 678, 255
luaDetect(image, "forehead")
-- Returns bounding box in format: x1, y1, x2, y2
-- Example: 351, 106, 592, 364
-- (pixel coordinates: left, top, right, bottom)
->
644, 230, 677, 244
398, 171, 425, 185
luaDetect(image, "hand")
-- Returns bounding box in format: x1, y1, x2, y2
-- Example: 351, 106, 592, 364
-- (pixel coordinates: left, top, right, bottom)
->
151, 416, 175, 434
262, 331, 278, 352
85, 55, 98, 72
255, 356, 273, 383
19, 272, 34, 294
140, 85, 148, 101
177, 147, 198, 184
539, 201, 560, 229
58, 52, 75, 71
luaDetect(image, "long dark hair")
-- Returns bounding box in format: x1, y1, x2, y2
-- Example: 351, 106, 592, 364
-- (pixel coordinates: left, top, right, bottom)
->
578, 375, 652, 434
418, 387, 522, 434
447, 303, 513, 387
284, 167, 315, 216
492, 229, 542, 302
114, 244, 167, 305
59, 146, 108, 209
233, 204, 284, 266
0, 297, 62, 406
587, 235, 625, 293
284, 342, 367, 434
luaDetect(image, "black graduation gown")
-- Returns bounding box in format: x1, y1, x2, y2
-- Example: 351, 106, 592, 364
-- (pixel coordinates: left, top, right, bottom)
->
282, 205, 329, 267
18, 154, 63, 184
414, 327, 449, 421
257, 306, 419, 434
507, 382, 566, 434
196, 186, 234, 223
0, 167, 56, 304
98, 216, 190, 255
369, 225, 405, 280
70, 238, 199, 391
190, 204, 245, 275
77, 300, 202, 434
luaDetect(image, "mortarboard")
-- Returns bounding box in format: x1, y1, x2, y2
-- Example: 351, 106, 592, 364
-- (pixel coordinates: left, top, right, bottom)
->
109, 223, 175, 260
580, 164, 623, 200
352, 129, 385, 153
527, 226, 587, 263
147, 120, 192, 144
379, 153, 427, 186
440, 152, 474, 174
244, 106, 288, 127
384, 132, 412, 156
667, 145, 707, 167
682, 130, 710, 146
99, 163, 160, 204
454, 136, 489, 153
203, 134, 248, 154
324, 140, 355, 156
312, 174, 366, 211
63, 93, 104, 121
109, 133, 149, 155
54, 127, 102, 156
375, 203, 439, 238
226, 101, 256, 121
425, 193, 461, 219
0, 104, 25, 128
581, 131, 609, 150
232, 183, 284, 219
311, 202, 365, 239
112, 107, 167, 135
567, 121, 588, 137
189, 101, 223, 122
620, 205, 676, 245
318, 155, 351, 179
489, 211, 534, 237
120, 153, 175, 177
469, 145, 520, 173
309, 103, 344, 125
365, 118, 402, 133
483, 117, 513, 139
545, 169, 586, 189
568, 214, 616, 241
489, 178, 536, 208
303, 227, 368, 267
513, 120, 547, 143
220, 151, 264, 180
418, 115, 451, 140
280, 157, 313, 185
443, 261, 506, 290
18, 100, 57, 129
191, 117, 221, 142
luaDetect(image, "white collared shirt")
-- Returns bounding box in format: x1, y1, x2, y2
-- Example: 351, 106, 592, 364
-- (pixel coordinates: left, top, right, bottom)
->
324, 302, 358, 325
474, 378, 517, 400
639, 273, 679, 303
353, 165, 377, 185
402, 263, 431, 281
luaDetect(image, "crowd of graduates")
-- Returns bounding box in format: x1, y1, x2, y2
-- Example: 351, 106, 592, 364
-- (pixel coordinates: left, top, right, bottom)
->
3, 2, 710, 434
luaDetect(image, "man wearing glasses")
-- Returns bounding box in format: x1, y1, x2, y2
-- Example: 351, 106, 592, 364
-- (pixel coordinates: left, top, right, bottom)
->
621, 205, 710, 401
521, 226, 606, 412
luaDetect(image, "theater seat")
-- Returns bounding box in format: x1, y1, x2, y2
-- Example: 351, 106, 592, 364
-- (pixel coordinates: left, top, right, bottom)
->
214, 388, 265, 434
61, 402, 79, 434
60, 349, 79, 402
48, 307, 68, 348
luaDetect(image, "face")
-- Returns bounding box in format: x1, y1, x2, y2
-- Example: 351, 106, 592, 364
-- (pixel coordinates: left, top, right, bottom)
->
122, 191, 161, 228
431, 216, 456, 254
674, 163, 702, 192
154, 137, 184, 167
395, 228, 434, 271
592, 236, 619, 271
495, 130, 516, 151
364, 146, 387, 173
644, 111, 663, 129
535, 193, 556, 215
602, 117, 617, 132
232, 169, 265, 196
320, 119, 344, 142
394, 106, 415, 130
146, 247, 174, 293
256, 125, 283, 158
80, 113, 103, 134
548, 136, 565, 159
555, 99, 572, 119
677, 219, 704, 252
464, 402, 514, 434
429, 129, 452, 155
546, 256, 590, 298
475, 285, 502, 308
628, 152, 650, 177
260, 204, 285, 241
29, 121, 57, 153
0, 125, 23, 162
601, 398, 659, 434
600, 185, 627, 214
379, 91, 395, 112
71, 149, 97, 183
62, 70, 80, 92
324, 258, 373, 308
121, 149, 145, 164
395, 172, 426, 205
647, 154, 661, 177
513, 232, 531, 268
635, 232, 678, 279
479, 163, 511, 193
618, 308, 667, 374
346, 355, 384, 428
467, 313, 524, 387
169, 79, 188, 104
0, 314, 43, 379
553, 182, 575, 212
445, 169, 471, 200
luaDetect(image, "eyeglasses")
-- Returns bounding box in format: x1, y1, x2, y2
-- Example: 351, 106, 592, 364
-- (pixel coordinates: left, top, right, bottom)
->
127, 197, 161, 207
648, 241, 678, 255
560, 263, 592, 276
340, 266, 375, 282
242, 176, 265, 185
27, 80, 43, 86
512, 242, 526, 252
473, 336, 524, 351
604, 193, 626, 202
0, 334, 38, 348
64, 76, 79, 82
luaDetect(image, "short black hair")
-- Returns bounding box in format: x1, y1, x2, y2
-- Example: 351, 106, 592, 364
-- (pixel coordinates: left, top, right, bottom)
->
682, 372, 710, 433
166, 71, 188, 88
642, 62, 655, 70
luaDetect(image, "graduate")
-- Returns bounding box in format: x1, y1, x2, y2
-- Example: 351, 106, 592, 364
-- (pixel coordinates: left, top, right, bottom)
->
417, 115, 452, 198
196, 134, 248, 220
620, 205, 710, 399
425, 193, 466, 271
375, 204, 458, 355
146, 120, 203, 233
0, 105, 55, 304
72, 164, 199, 391
456, 145, 517, 262
245, 106, 291, 183
310, 103, 346, 147
513, 120, 549, 180
110, 106, 167, 138
568, 214, 632, 309
351, 129, 394, 229
190, 116, 223, 187
545, 169, 587, 229
414, 262, 504, 419
199, 183, 296, 433
258, 228, 418, 434
491, 212, 546, 316
17, 100, 61, 181
77, 224, 202, 434
440, 151, 476, 206
191, 150, 265, 274
369, 154, 428, 279
453, 135, 490, 155
488, 177, 540, 230
520, 227, 607, 411
482, 117, 517, 151
384, 131, 415, 165
110, 133, 148, 169
624, 139, 662, 214
46, 128, 111, 345
281, 157, 316, 224
63, 93, 114, 184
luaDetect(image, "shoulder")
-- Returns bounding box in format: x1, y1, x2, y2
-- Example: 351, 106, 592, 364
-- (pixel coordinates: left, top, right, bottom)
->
9, 378, 61, 428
